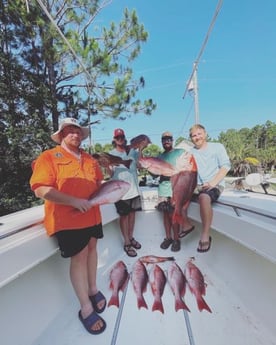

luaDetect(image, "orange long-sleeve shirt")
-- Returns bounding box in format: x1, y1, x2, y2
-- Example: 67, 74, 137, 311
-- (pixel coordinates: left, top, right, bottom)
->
30, 146, 103, 236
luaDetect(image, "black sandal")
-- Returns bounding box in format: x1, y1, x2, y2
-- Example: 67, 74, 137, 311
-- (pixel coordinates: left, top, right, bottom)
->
124, 244, 137, 257
130, 237, 141, 249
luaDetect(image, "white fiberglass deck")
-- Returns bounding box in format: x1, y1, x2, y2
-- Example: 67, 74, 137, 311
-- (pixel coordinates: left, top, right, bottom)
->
1, 190, 276, 345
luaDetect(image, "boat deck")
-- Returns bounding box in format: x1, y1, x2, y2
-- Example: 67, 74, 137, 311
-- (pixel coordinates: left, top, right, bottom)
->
31, 210, 275, 345
1, 189, 276, 345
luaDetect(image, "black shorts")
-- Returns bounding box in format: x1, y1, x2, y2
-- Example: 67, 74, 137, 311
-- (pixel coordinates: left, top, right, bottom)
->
55, 223, 103, 258
115, 196, 142, 216
156, 197, 174, 213
193, 187, 222, 203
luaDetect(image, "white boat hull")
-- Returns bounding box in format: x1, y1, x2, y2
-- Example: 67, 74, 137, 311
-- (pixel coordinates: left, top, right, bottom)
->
0, 189, 275, 345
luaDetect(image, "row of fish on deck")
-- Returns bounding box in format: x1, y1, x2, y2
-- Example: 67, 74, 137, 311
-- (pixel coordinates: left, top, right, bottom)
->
108, 255, 212, 314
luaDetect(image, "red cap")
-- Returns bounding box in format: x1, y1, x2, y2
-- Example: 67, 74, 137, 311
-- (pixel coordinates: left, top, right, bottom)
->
114, 128, 125, 137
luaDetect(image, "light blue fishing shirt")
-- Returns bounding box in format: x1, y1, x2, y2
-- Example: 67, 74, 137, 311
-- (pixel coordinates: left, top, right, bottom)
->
191, 142, 231, 188
109, 148, 140, 200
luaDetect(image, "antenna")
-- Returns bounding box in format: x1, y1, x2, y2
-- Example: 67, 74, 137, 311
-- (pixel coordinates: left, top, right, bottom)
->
182, 0, 224, 123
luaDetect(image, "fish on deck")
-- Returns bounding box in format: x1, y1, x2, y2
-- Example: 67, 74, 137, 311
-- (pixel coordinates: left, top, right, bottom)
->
167, 262, 190, 312
184, 258, 212, 313
139, 255, 175, 264
131, 260, 149, 310
149, 264, 167, 314
108, 261, 129, 308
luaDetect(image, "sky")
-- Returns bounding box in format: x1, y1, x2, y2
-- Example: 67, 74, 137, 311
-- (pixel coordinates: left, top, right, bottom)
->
87, 0, 276, 147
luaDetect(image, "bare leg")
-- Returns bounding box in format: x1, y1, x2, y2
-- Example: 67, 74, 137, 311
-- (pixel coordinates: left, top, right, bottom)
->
87, 237, 105, 312
198, 193, 213, 247
128, 211, 135, 239
119, 215, 130, 245
172, 222, 180, 241
120, 214, 136, 255
163, 211, 172, 239
180, 207, 194, 230
70, 244, 104, 332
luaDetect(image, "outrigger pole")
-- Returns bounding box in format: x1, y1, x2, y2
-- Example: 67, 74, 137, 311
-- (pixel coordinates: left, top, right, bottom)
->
182, 0, 224, 124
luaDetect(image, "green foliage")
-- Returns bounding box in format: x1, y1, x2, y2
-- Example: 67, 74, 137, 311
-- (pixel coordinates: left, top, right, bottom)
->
0, 0, 156, 215
219, 121, 276, 175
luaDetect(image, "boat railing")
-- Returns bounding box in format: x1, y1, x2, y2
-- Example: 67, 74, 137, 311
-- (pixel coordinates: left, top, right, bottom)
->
215, 199, 276, 220
1, 190, 275, 241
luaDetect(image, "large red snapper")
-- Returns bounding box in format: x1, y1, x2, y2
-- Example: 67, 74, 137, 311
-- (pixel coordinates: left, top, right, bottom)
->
130, 134, 151, 151
149, 264, 167, 314
88, 180, 130, 207
138, 157, 178, 176
167, 262, 190, 312
92, 152, 132, 169
184, 258, 212, 313
171, 155, 197, 226
108, 261, 129, 308
171, 170, 197, 226
131, 260, 149, 309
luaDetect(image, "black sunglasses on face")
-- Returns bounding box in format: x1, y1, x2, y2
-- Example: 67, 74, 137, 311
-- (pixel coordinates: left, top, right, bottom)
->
162, 136, 173, 142
114, 135, 125, 140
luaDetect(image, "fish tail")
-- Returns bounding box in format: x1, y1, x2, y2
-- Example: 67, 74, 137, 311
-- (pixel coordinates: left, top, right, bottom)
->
175, 298, 190, 312
197, 295, 212, 313
138, 296, 148, 310
152, 298, 164, 314
172, 213, 183, 226
107, 293, 120, 308
124, 160, 132, 169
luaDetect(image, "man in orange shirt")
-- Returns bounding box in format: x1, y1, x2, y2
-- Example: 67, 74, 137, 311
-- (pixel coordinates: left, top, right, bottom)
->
30, 118, 106, 335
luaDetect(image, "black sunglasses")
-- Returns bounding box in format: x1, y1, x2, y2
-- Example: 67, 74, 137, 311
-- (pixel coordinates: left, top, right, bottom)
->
114, 135, 125, 140
162, 136, 173, 142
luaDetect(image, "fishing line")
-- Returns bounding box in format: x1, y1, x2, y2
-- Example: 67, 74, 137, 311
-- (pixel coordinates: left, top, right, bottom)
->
110, 275, 130, 345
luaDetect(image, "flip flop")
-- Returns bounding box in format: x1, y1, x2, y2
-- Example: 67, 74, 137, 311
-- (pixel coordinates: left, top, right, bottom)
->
90, 291, 106, 314
179, 226, 195, 238
197, 236, 212, 253
78, 310, 106, 335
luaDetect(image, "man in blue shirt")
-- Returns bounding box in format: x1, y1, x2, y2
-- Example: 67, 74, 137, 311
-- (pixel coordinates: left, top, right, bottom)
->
190, 124, 231, 253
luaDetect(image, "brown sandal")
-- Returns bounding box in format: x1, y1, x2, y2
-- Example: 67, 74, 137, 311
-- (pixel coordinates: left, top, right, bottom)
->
124, 244, 137, 257
130, 237, 141, 249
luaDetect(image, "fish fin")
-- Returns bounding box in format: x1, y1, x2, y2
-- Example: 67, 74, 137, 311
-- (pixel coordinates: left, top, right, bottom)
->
197, 295, 212, 313
120, 275, 129, 292
175, 298, 190, 312
152, 299, 164, 314
172, 213, 184, 226
138, 297, 148, 310
107, 293, 120, 308
124, 159, 132, 169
